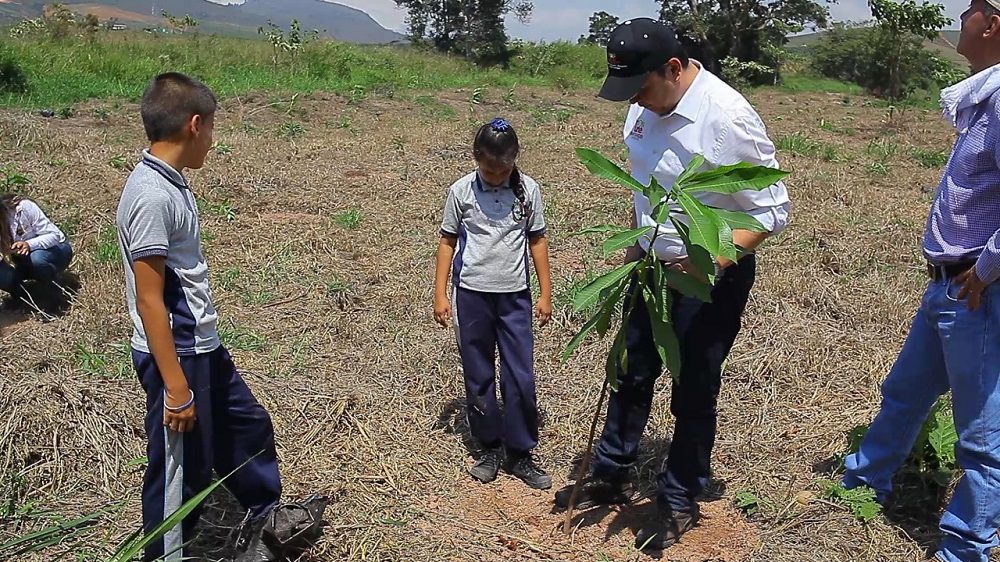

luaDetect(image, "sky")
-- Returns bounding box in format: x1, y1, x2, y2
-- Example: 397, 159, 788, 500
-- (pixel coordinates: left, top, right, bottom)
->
330, 0, 971, 40
208, 0, 970, 39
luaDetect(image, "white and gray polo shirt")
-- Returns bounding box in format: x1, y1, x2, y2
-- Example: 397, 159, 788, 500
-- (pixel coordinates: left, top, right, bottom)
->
441, 170, 547, 293
116, 151, 220, 356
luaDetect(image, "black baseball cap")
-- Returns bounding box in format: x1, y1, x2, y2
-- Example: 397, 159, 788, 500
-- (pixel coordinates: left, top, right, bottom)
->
598, 18, 685, 102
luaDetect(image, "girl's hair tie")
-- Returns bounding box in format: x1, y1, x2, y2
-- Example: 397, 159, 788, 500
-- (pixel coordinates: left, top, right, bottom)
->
490, 117, 512, 132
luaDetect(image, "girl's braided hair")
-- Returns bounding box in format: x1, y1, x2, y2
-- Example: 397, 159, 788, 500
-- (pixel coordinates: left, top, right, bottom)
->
473, 118, 530, 221
0, 194, 22, 260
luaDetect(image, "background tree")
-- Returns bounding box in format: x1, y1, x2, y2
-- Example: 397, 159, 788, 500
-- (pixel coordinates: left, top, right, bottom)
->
394, 0, 533, 65
579, 11, 619, 46
161, 11, 199, 34
80, 13, 100, 42
658, 0, 829, 83
41, 3, 76, 41
810, 0, 959, 99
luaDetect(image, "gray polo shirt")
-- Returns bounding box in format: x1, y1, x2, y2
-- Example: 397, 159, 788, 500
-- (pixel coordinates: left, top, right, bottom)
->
116, 151, 220, 356
441, 170, 546, 293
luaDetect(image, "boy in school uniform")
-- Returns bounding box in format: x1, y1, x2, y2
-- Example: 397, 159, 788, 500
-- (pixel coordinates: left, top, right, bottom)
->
117, 72, 282, 562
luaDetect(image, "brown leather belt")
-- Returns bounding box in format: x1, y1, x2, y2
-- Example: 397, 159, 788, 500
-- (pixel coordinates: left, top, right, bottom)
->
926, 261, 975, 281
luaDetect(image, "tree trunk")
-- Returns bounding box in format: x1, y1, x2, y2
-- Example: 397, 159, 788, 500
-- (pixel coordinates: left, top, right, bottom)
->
562, 380, 611, 534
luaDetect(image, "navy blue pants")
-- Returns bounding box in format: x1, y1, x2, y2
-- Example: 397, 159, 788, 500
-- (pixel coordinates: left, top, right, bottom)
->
592, 256, 756, 513
0, 241, 73, 295
135, 345, 282, 561
454, 287, 539, 454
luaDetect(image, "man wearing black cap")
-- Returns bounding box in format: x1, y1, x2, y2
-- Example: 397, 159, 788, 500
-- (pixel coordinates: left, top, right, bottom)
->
555, 18, 790, 550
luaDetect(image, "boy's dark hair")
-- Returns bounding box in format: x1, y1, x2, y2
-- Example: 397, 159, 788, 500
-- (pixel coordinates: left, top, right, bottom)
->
140, 72, 217, 142
0, 193, 23, 260
473, 118, 531, 222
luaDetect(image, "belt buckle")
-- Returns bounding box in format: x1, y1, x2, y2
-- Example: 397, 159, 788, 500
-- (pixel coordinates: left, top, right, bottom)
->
926, 263, 945, 281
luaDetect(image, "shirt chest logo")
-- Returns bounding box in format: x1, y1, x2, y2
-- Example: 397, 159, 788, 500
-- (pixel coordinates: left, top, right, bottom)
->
630, 118, 645, 139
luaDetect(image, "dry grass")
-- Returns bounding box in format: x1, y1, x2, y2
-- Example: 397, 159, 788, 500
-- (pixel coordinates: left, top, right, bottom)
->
0, 84, 975, 561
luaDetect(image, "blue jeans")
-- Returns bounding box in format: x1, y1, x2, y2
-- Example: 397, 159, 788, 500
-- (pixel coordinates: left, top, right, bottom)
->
0, 241, 73, 295
844, 277, 1000, 562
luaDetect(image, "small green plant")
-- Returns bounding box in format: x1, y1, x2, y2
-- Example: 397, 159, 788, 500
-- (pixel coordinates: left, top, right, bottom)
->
867, 162, 890, 176
92, 107, 110, 121
1, 164, 29, 190
349, 84, 367, 105
504, 85, 517, 105
219, 320, 266, 352
108, 155, 127, 170
57, 106, 74, 119
199, 199, 237, 222
821, 480, 882, 522
334, 209, 362, 230
279, 121, 305, 140
560, 148, 788, 533
734, 490, 761, 517
96, 225, 120, 264
912, 148, 949, 169
74, 342, 130, 378
775, 132, 821, 157
867, 137, 898, 161
469, 86, 485, 106
258, 19, 318, 67
213, 142, 234, 155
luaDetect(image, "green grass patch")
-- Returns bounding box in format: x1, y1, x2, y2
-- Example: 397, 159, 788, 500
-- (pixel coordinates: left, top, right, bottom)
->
0, 34, 605, 108
333, 209, 362, 230
95, 224, 120, 264
912, 148, 949, 169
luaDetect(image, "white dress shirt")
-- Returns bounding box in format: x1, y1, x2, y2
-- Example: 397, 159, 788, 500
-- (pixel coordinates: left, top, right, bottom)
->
9, 199, 66, 251
623, 63, 790, 263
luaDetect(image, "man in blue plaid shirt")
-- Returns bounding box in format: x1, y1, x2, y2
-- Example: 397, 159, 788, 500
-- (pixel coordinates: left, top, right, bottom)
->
844, 1, 1000, 560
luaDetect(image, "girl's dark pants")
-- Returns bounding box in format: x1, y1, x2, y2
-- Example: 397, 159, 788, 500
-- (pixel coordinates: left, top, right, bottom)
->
454, 287, 539, 454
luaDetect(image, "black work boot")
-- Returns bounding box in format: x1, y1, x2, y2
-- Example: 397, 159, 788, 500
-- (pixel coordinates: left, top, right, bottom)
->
507, 451, 552, 490
554, 477, 636, 510
469, 448, 503, 484
634, 504, 700, 550
234, 511, 279, 562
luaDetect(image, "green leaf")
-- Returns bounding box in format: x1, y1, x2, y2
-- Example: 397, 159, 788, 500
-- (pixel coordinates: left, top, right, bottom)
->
603, 226, 653, 256
675, 193, 738, 261
0, 511, 105, 555
675, 192, 722, 257
928, 402, 957, 467
562, 313, 603, 362
673, 154, 707, 188
605, 329, 625, 392
568, 224, 629, 237
671, 217, 717, 284
575, 147, 645, 192
124, 456, 148, 468
662, 267, 713, 302
683, 164, 789, 194
562, 275, 628, 362
643, 284, 681, 380
110, 454, 260, 561
596, 278, 629, 336
709, 208, 767, 232
643, 176, 668, 209
571, 262, 639, 312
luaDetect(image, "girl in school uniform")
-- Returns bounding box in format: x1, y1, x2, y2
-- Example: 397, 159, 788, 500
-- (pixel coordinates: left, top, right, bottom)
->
0, 194, 73, 302
433, 117, 554, 490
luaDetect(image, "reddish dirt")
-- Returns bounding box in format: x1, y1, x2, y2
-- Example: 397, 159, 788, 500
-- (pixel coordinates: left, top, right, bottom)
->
414, 470, 760, 562
67, 4, 159, 23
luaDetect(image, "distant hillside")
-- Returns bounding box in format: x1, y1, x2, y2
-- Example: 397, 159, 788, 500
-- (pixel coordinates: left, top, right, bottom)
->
787, 29, 967, 67
0, 0, 405, 43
